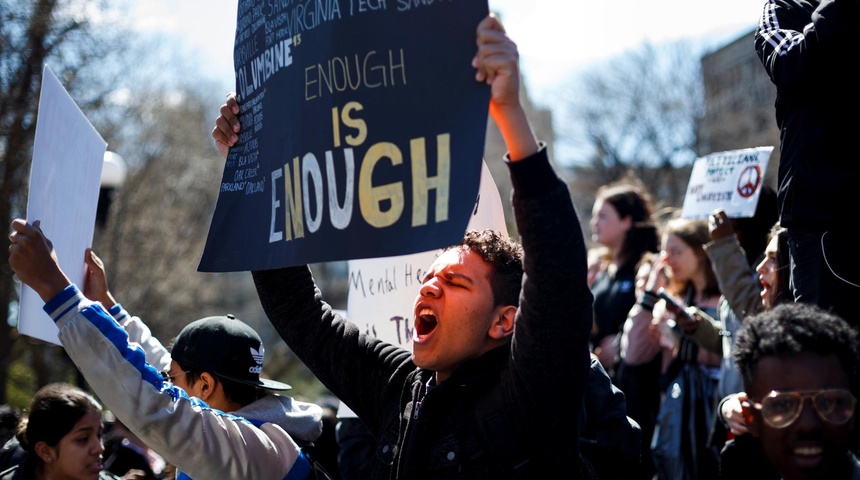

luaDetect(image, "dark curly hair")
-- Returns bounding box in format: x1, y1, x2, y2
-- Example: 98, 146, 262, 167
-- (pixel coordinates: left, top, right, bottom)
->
442, 229, 524, 308
734, 303, 859, 394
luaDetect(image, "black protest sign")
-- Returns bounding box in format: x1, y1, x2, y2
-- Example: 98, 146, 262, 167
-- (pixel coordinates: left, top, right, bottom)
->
198, 0, 491, 272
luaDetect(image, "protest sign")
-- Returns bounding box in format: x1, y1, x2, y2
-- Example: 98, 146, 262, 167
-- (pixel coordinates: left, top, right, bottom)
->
18, 65, 107, 345
199, 0, 491, 272
680, 146, 774, 220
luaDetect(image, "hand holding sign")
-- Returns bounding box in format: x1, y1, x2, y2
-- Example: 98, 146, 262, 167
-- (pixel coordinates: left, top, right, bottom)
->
708, 209, 735, 242
9, 220, 72, 303
213, 95, 241, 159
476, 14, 538, 162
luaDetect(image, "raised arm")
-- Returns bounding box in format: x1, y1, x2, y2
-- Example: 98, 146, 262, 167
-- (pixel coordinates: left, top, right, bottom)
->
9, 220, 306, 479
704, 210, 765, 321
475, 15, 592, 456
473, 13, 538, 161
83, 249, 171, 370
215, 89, 412, 429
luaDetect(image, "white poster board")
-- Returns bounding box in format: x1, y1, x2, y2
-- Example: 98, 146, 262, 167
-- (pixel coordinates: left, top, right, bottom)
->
18, 65, 107, 345
680, 146, 774, 220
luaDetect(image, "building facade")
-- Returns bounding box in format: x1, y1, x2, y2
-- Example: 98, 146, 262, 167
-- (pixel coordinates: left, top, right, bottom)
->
699, 28, 781, 187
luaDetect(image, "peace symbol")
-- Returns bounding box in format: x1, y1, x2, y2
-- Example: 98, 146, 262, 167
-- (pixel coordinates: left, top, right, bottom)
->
736, 165, 762, 198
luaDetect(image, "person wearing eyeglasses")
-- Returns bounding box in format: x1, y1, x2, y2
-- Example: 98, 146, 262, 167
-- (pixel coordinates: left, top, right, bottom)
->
733, 302, 860, 480
7, 223, 327, 480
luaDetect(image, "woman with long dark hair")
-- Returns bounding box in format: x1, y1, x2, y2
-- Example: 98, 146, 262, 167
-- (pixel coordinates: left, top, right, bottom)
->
649, 218, 722, 480
0, 383, 122, 480
589, 179, 660, 378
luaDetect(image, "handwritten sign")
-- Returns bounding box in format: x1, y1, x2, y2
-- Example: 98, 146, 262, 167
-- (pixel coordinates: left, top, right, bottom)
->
680, 146, 774, 220
198, 0, 491, 272
345, 159, 507, 348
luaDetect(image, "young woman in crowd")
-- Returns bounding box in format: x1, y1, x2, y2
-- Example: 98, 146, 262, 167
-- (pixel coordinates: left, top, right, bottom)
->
589, 179, 660, 379
0, 383, 124, 480
648, 217, 723, 480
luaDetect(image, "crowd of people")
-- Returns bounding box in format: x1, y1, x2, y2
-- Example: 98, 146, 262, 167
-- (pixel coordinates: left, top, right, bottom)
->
3, 1, 860, 479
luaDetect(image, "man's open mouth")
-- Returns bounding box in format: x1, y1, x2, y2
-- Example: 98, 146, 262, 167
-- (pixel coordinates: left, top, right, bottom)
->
414, 307, 438, 341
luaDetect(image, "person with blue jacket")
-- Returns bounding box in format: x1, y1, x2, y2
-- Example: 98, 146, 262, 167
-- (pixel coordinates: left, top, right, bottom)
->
8, 229, 324, 480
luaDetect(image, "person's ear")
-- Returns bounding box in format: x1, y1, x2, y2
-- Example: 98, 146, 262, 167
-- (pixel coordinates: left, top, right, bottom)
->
197, 372, 217, 401
621, 214, 633, 232
34, 441, 54, 464
488, 305, 517, 340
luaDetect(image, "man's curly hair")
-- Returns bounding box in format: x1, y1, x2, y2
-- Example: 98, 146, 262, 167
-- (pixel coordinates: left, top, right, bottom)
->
734, 302, 859, 394
442, 229, 524, 307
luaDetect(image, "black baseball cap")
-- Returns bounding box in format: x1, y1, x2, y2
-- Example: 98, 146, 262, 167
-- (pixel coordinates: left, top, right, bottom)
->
170, 314, 291, 391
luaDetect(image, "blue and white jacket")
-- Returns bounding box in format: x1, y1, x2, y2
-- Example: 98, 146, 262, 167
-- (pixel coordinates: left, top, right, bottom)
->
45, 286, 323, 480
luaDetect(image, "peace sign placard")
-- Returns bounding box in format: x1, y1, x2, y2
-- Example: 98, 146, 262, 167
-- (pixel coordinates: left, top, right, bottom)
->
680, 146, 775, 220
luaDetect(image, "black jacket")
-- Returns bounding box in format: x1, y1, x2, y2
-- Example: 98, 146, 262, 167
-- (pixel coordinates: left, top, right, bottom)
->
755, 0, 860, 230
253, 148, 594, 479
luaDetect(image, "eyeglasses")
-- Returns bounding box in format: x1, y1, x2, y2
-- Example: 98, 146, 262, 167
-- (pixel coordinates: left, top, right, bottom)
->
160, 370, 190, 382
750, 389, 857, 429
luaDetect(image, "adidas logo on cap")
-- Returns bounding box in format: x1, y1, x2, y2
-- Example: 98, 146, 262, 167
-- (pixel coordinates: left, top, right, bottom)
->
249, 345, 264, 374
172, 315, 292, 391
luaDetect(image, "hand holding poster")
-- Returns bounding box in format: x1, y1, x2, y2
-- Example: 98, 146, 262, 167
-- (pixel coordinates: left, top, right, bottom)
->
680, 146, 774, 220
199, 0, 491, 272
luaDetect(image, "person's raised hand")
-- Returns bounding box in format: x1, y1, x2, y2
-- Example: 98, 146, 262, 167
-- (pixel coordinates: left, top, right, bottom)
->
724, 393, 751, 436
212, 92, 241, 160
8, 219, 71, 302
83, 249, 116, 308
472, 14, 537, 161
473, 14, 518, 111
644, 253, 669, 293
708, 209, 735, 241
